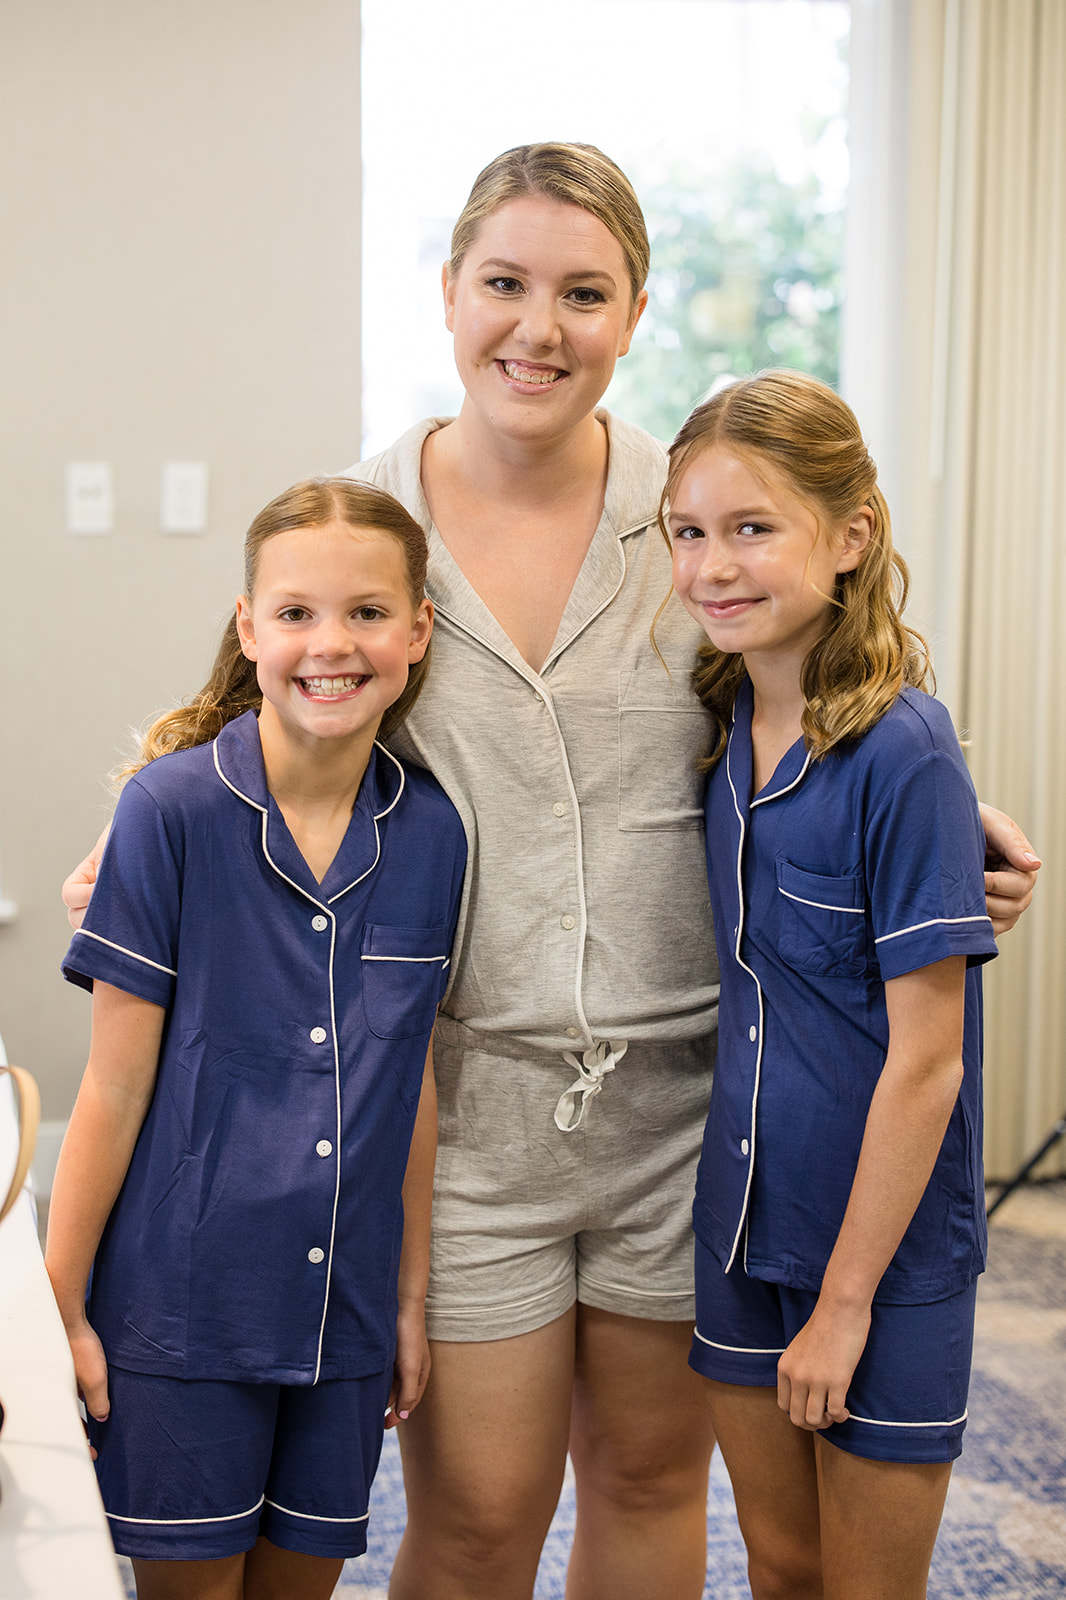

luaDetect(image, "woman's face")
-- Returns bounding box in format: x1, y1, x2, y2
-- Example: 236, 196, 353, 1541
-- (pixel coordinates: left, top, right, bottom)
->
443, 194, 647, 447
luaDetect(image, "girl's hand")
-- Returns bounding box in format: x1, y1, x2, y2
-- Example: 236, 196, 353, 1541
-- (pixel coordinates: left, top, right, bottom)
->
979, 802, 1040, 935
776, 1298, 871, 1431
385, 1300, 431, 1428
63, 1315, 110, 1459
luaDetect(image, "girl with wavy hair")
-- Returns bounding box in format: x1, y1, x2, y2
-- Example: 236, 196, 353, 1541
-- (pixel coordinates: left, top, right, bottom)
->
665, 369, 997, 1599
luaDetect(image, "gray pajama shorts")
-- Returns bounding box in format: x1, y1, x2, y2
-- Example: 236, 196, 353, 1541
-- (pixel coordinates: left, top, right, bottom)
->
424, 1014, 716, 1341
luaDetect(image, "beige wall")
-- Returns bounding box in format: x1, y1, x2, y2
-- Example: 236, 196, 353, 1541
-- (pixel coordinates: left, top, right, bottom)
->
0, 2, 362, 1118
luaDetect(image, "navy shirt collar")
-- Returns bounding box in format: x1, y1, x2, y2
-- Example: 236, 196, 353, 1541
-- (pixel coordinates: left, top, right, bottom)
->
213, 710, 405, 904
729, 677, 812, 814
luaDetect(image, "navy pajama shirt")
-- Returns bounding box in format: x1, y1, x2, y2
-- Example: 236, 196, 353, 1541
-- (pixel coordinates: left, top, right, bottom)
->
63, 710, 466, 1550
690, 682, 997, 1456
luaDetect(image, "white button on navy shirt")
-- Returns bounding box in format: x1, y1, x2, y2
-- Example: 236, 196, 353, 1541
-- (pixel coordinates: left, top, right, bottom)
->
310, 1027, 327, 1044
308, 1248, 325, 1264
316, 1140, 333, 1157
311, 914, 328, 932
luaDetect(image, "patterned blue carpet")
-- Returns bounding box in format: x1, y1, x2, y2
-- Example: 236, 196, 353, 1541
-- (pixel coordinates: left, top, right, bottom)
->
116, 1182, 1066, 1597
335, 1182, 1066, 1599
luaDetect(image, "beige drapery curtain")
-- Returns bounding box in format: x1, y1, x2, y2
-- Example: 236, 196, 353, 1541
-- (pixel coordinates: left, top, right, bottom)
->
845, 0, 1066, 1179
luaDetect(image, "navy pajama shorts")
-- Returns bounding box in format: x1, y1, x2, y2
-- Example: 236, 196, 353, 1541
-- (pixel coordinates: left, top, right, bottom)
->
89, 1364, 394, 1561
689, 1238, 977, 1463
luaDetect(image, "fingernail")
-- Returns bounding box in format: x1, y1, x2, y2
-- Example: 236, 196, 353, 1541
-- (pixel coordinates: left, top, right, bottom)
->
398, 1410, 410, 1420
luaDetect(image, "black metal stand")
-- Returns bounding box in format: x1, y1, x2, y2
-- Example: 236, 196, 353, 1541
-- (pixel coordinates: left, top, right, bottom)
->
986, 1110, 1066, 1219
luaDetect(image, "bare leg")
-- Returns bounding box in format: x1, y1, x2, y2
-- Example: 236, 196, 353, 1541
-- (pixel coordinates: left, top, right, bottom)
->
566, 1310, 715, 1600
704, 1380, 823, 1600
816, 1438, 952, 1600
131, 1556, 245, 1600
132, 1541, 345, 1600
389, 1308, 576, 1600
243, 1537, 346, 1600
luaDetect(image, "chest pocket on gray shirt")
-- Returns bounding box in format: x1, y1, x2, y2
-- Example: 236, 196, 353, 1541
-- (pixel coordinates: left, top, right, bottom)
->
617, 666, 709, 831
361, 924, 451, 1040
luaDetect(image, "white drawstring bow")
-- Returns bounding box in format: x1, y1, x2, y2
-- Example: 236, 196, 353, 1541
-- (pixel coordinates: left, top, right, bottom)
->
553, 1039, 629, 1132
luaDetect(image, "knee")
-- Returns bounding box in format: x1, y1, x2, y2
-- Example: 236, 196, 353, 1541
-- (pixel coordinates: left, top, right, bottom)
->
747, 1542, 823, 1600
570, 1431, 712, 1518
402, 1476, 553, 1586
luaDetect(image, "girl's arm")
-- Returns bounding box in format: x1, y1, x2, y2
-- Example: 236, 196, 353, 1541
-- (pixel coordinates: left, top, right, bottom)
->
45, 981, 165, 1424
776, 955, 967, 1431
386, 1037, 437, 1428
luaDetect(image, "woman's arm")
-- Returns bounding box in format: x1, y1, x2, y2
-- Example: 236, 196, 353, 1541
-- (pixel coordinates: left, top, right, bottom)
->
45, 981, 165, 1423
979, 802, 1040, 935
386, 1037, 437, 1427
776, 956, 967, 1430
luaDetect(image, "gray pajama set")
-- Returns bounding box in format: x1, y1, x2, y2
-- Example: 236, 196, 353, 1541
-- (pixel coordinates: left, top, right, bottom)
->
347, 413, 720, 1339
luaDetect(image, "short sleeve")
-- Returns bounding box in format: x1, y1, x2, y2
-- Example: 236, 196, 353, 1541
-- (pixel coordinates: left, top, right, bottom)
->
62, 776, 183, 1007
865, 747, 997, 981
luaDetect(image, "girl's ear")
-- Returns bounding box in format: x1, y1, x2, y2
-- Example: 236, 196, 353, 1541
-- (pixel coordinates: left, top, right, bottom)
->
407, 598, 434, 664
837, 506, 874, 574
234, 596, 258, 660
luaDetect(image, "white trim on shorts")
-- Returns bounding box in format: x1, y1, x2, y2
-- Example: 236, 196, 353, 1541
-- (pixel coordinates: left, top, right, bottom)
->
693, 1327, 786, 1355
848, 1410, 969, 1429
265, 1496, 370, 1524
106, 1495, 265, 1527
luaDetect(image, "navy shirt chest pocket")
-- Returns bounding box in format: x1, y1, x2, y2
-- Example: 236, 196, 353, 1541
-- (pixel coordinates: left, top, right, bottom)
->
775, 858, 870, 978
361, 923, 452, 1040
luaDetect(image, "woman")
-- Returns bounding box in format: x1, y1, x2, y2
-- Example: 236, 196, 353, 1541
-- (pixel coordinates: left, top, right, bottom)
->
66, 144, 1039, 1600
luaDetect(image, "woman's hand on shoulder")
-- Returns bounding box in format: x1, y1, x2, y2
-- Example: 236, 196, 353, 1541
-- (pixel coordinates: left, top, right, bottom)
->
62, 826, 110, 930
979, 802, 1041, 936
386, 1298, 431, 1428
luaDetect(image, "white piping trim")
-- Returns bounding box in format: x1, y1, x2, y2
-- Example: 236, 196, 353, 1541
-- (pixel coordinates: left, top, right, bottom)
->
876, 915, 992, 944
361, 954, 449, 966
750, 747, 813, 807
213, 737, 373, 1383
264, 1496, 370, 1524
71, 928, 177, 977
723, 711, 764, 1274
847, 1409, 968, 1429
778, 889, 864, 914
106, 1495, 264, 1527
693, 1327, 786, 1355
432, 537, 628, 1061
369, 739, 406, 821
312, 907, 344, 1387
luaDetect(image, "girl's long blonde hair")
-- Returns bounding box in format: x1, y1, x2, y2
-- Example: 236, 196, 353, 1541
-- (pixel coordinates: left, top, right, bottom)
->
662, 369, 932, 768
114, 478, 431, 786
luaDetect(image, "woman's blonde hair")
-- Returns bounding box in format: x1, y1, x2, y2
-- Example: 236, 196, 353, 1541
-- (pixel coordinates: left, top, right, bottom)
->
449, 142, 650, 306
115, 478, 431, 785
661, 369, 931, 768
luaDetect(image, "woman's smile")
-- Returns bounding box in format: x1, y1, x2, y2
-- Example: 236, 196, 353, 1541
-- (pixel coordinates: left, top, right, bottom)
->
443, 194, 645, 444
